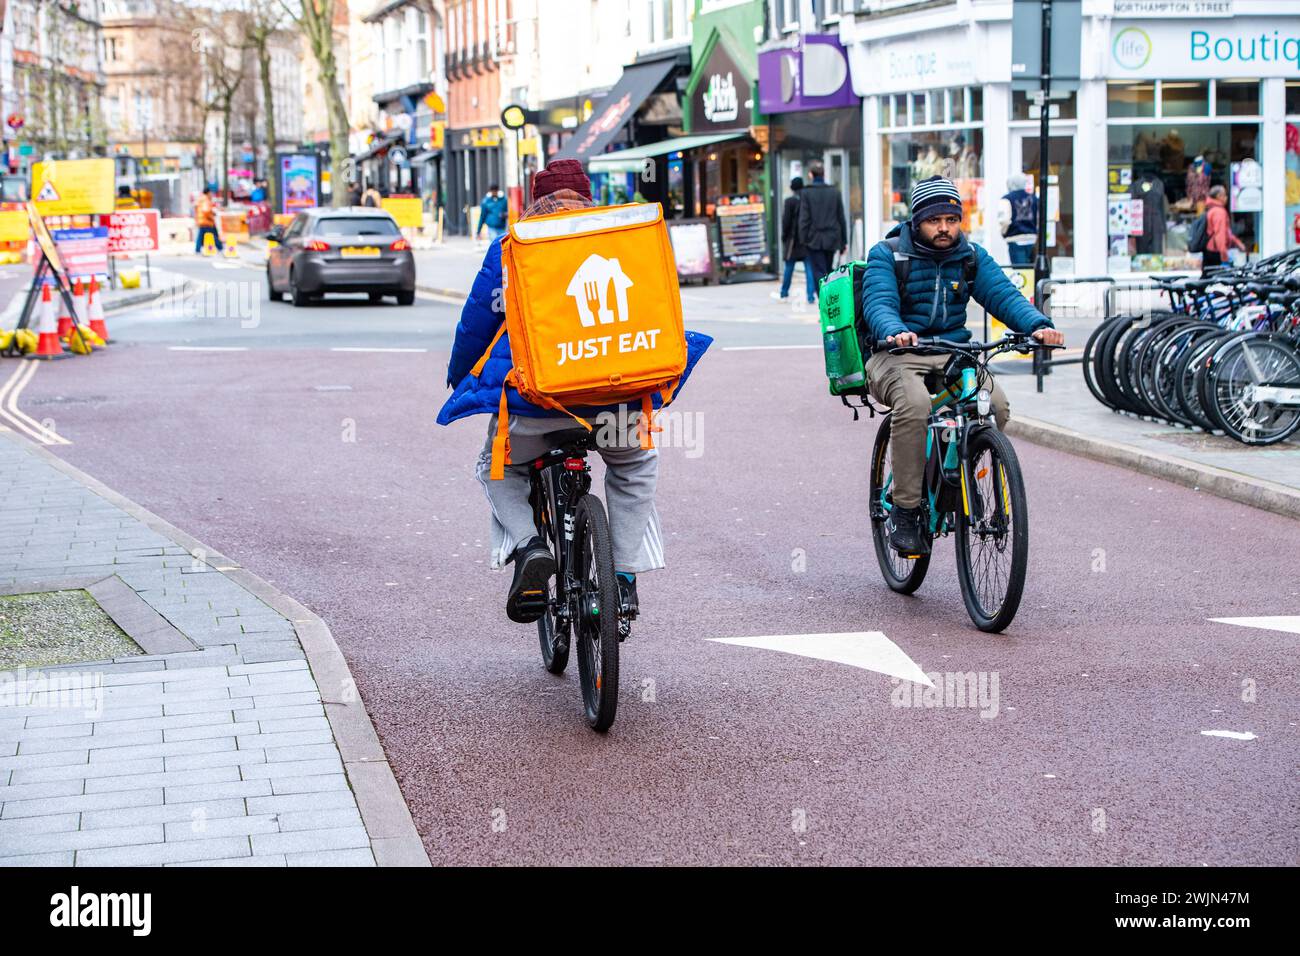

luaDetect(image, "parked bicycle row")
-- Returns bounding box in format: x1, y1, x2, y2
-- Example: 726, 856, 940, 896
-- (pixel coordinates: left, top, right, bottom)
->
1082, 250, 1300, 446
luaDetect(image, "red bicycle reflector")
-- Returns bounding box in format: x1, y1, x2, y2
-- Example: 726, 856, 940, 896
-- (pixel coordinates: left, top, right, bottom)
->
563, 458, 585, 471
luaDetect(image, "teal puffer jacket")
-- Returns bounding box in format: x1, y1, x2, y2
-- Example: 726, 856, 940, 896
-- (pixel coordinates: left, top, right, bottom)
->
862, 222, 1051, 345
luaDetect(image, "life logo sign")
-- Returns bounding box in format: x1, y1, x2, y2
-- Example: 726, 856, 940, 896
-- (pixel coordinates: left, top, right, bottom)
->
1112, 27, 1153, 70
702, 72, 738, 124
556, 254, 659, 366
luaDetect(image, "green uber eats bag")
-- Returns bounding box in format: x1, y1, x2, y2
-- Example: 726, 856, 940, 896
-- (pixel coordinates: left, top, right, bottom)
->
818, 261, 870, 396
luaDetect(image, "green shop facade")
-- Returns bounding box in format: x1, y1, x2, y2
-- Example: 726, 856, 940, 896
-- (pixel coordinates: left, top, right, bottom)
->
682, 0, 773, 277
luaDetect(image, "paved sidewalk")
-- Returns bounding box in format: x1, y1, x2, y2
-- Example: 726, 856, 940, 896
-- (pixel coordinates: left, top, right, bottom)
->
996, 359, 1300, 515
0, 430, 427, 867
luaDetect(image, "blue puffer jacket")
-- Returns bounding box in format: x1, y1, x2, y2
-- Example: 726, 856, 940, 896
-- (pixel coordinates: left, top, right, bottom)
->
436, 236, 712, 425
862, 222, 1052, 345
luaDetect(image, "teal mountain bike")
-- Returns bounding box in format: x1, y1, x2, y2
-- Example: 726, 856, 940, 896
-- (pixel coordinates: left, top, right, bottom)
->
868, 333, 1060, 632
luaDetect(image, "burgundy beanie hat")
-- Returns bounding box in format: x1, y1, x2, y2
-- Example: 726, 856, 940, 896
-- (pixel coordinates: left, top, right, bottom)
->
531, 158, 592, 200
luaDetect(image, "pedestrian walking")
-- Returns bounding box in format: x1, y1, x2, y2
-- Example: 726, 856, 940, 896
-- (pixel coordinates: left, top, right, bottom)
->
796, 161, 847, 299
477, 184, 509, 243
194, 186, 223, 253
998, 173, 1038, 266
772, 177, 814, 304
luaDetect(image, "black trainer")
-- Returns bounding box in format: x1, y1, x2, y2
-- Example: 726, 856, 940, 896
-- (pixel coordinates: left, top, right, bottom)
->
506, 536, 556, 624
888, 506, 930, 558
617, 575, 638, 642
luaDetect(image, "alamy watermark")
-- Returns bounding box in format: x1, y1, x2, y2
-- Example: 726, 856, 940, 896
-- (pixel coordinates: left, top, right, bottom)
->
0, 666, 103, 719
153, 281, 260, 329
891, 671, 1000, 719
591, 406, 704, 458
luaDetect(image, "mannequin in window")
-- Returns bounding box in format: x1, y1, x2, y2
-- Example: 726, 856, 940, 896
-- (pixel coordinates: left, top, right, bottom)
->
1134, 168, 1167, 255
1186, 155, 1211, 214
1160, 129, 1186, 173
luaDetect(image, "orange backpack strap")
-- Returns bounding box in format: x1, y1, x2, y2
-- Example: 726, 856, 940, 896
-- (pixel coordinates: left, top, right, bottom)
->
659, 377, 680, 406
469, 320, 507, 379
489, 372, 513, 481
638, 394, 663, 450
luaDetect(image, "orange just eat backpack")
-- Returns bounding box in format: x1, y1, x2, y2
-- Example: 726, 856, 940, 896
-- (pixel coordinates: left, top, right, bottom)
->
471, 202, 688, 479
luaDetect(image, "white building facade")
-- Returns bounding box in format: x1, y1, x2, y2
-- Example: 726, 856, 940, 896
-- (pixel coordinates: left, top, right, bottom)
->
841, 0, 1300, 277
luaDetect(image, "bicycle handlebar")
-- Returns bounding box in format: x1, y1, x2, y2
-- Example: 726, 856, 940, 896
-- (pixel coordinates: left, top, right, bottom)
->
875, 333, 1066, 355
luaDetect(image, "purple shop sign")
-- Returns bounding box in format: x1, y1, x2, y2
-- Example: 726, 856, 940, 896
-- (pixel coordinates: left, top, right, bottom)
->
758, 34, 859, 114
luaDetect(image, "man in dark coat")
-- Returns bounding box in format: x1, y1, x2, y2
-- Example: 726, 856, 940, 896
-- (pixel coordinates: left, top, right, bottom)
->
796, 161, 847, 298
772, 177, 813, 303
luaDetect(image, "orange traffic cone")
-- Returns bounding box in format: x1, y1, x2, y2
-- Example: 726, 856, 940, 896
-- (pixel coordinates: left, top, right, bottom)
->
56, 285, 74, 340
88, 277, 110, 343
28, 284, 66, 360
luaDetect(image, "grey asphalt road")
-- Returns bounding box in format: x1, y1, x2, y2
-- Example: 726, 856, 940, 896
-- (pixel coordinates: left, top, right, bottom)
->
6, 253, 1299, 865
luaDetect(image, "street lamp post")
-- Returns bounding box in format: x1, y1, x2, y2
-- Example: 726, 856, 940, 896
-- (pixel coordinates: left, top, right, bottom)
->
1034, 0, 1052, 293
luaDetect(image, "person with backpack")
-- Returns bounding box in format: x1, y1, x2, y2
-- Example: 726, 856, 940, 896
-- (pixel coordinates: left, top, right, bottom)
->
476, 184, 509, 242
797, 161, 847, 297
437, 158, 711, 625
997, 173, 1038, 266
772, 176, 814, 303
1200, 185, 1244, 275
862, 175, 1064, 558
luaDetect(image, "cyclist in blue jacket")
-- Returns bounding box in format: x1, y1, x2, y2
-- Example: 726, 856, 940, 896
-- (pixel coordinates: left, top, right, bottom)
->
862, 175, 1064, 557
439, 160, 711, 626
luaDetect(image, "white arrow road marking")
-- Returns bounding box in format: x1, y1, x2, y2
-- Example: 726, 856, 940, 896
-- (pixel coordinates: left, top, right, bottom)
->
1209, 616, 1300, 635
709, 631, 934, 685
1200, 730, 1257, 741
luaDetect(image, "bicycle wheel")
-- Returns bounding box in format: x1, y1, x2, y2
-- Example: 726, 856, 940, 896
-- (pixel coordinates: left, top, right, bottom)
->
1097, 317, 1141, 413
1082, 316, 1126, 407
1144, 319, 1205, 424
1206, 334, 1300, 445
955, 427, 1028, 633
1178, 330, 1234, 432
1159, 324, 1217, 426
572, 495, 619, 732
869, 414, 931, 594
535, 473, 569, 675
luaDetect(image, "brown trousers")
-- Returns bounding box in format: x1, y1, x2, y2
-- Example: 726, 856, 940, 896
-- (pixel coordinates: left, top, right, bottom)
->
865, 350, 1010, 509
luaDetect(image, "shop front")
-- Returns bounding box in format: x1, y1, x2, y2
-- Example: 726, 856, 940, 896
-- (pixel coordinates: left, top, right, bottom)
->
1101, 14, 1300, 273
681, 21, 771, 278
842, 20, 1005, 256
758, 32, 864, 260
446, 126, 504, 236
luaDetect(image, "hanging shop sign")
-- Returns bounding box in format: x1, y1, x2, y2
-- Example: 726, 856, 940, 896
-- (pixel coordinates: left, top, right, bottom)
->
693, 39, 753, 133
1109, 17, 1300, 79
758, 34, 858, 114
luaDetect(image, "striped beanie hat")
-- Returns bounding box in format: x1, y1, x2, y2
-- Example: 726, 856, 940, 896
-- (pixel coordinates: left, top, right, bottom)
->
910, 175, 964, 223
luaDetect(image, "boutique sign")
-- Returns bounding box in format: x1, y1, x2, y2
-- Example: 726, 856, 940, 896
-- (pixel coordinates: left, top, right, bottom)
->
1110, 18, 1300, 78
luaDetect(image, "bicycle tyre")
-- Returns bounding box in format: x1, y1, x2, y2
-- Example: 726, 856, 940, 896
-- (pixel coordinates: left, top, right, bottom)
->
869, 415, 931, 594
1141, 318, 1202, 423
954, 427, 1029, 633
1082, 316, 1126, 408
534, 471, 570, 674
1178, 330, 1235, 432
1096, 317, 1141, 413
1205, 334, 1300, 445
1159, 324, 1218, 426
572, 495, 619, 732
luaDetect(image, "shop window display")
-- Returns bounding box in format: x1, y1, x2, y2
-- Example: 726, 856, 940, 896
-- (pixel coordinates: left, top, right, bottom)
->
1107, 123, 1259, 273
1287, 122, 1300, 251
883, 130, 984, 240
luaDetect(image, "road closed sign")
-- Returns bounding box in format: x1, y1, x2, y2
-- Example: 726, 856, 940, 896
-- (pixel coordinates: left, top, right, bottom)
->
106, 209, 161, 253
31, 159, 116, 216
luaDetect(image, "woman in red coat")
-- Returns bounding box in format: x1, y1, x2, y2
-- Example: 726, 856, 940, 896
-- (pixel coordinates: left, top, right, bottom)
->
1202, 185, 1245, 275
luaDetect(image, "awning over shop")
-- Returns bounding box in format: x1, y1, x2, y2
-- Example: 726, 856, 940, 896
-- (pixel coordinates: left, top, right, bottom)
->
551, 57, 678, 164
587, 132, 747, 173
353, 132, 404, 163
406, 150, 440, 165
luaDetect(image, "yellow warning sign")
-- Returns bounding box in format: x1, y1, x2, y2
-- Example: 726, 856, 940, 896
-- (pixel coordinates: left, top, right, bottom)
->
31, 159, 116, 216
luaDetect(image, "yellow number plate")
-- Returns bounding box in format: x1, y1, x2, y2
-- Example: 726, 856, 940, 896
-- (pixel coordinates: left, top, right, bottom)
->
341, 246, 381, 258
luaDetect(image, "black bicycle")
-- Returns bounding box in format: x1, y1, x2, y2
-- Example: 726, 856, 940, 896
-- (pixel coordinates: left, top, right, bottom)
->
868, 334, 1061, 633
528, 429, 631, 732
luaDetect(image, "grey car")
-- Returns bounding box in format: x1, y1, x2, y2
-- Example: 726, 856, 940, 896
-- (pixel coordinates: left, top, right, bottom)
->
266, 208, 417, 307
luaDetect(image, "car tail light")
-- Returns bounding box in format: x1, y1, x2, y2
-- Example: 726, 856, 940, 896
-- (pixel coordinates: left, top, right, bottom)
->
390, 238, 410, 251
304, 239, 330, 251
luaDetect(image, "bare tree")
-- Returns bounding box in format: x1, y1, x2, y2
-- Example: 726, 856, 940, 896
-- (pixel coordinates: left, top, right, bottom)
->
282, 0, 349, 207
243, 0, 288, 212
193, 7, 249, 199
